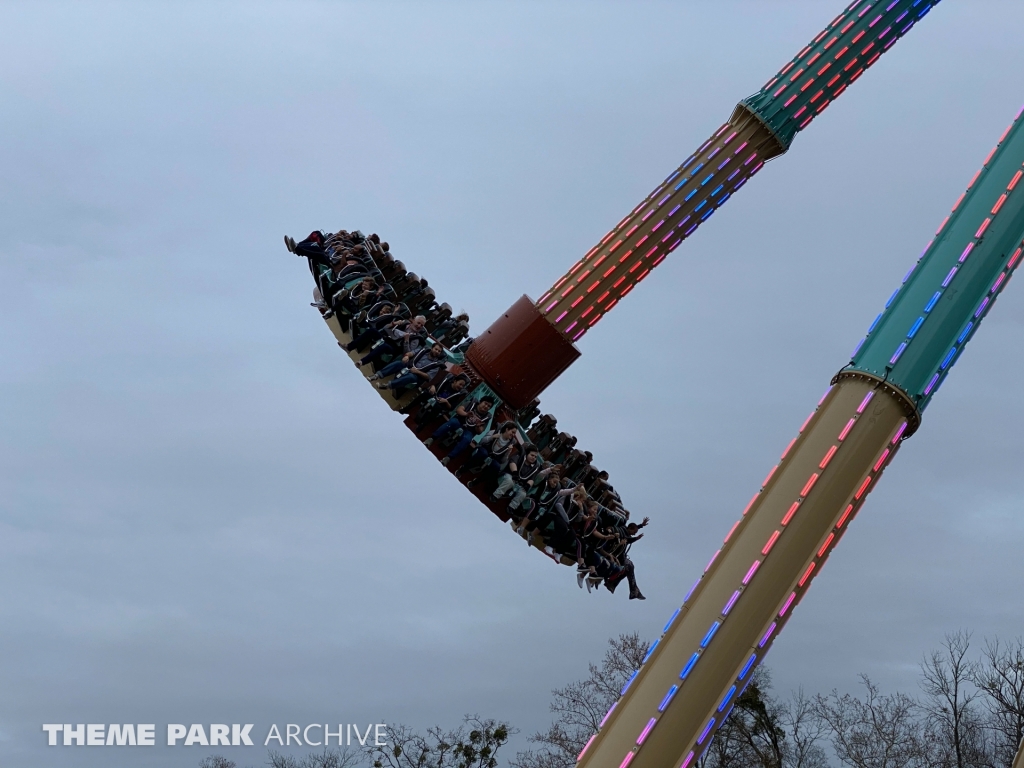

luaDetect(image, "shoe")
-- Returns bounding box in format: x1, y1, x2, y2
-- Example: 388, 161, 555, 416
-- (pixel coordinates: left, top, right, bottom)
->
284, 235, 294, 253
440, 457, 450, 466
323, 310, 334, 319
585, 577, 594, 593
422, 438, 434, 447
469, 465, 484, 474
577, 570, 586, 589
466, 478, 480, 488
376, 383, 389, 390
630, 590, 646, 601
368, 373, 381, 381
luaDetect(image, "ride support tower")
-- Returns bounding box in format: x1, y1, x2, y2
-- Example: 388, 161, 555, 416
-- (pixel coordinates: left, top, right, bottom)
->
465, 0, 942, 409
575, 103, 1024, 768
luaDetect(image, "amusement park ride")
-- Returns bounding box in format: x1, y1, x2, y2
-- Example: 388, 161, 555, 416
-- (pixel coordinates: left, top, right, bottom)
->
292, 0, 1024, 765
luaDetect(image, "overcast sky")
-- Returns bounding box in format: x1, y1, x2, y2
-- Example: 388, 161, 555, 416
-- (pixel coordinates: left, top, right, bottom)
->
2, 2, 1023, 766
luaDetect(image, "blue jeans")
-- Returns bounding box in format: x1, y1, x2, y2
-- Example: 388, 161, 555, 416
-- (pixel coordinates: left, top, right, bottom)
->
431, 418, 476, 457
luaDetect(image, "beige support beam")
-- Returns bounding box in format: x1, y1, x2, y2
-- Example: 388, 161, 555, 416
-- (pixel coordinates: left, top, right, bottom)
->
578, 376, 917, 768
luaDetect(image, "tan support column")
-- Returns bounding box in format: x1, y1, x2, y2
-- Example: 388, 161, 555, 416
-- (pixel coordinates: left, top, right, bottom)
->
578, 375, 918, 768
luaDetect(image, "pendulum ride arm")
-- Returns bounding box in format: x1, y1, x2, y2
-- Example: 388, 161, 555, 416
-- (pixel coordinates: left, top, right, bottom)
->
466, 0, 943, 410
576, 103, 1024, 768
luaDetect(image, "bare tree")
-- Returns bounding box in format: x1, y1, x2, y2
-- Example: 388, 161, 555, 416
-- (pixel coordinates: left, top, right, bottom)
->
366, 716, 513, 768
199, 757, 238, 768
781, 688, 830, 768
511, 633, 649, 768
266, 747, 364, 768
974, 637, 1024, 767
815, 675, 929, 768
919, 631, 993, 768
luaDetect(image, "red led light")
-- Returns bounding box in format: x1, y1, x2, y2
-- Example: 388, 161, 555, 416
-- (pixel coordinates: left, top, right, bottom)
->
602, 265, 616, 278
984, 146, 998, 166
799, 412, 815, 433
952, 192, 966, 211
1008, 171, 1022, 191
763, 465, 778, 487
834, 46, 850, 60
800, 473, 820, 498
780, 437, 797, 460
873, 449, 890, 472
819, 445, 838, 469
782, 502, 800, 526
724, 520, 741, 544
836, 504, 854, 529
824, 36, 839, 49
575, 268, 591, 284
851, 30, 865, 44
743, 494, 759, 516
762, 531, 781, 556
976, 218, 991, 239
817, 533, 835, 558
818, 62, 832, 76
798, 562, 816, 587
570, 296, 583, 308
838, 418, 856, 441
854, 476, 871, 500
789, 67, 805, 82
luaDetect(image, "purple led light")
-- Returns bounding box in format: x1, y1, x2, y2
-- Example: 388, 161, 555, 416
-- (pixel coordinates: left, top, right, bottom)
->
960, 243, 974, 263
759, 622, 778, 648
544, 300, 558, 312
889, 342, 907, 365
618, 751, 634, 768
600, 703, 617, 728
975, 297, 990, 318
852, 337, 866, 358
942, 267, 958, 288
697, 718, 716, 745
637, 718, 657, 745
779, 592, 797, 616
742, 560, 761, 585
578, 735, 597, 761
891, 421, 908, 444
723, 590, 741, 615
924, 374, 940, 396
857, 391, 875, 413
818, 386, 833, 406
705, 549, 721, 573
681, 751, 695, 768
684, 577, 701, 602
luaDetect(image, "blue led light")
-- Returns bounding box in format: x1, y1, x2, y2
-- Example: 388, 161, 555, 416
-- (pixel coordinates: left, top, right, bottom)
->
658, 685, 679, 712
684, 189, 697, 202
852, 337, 866, 358
701, 208, 715, 221
739, 653, 757, 680
868, 312, 884, 333
718, 686, 737, 712
957, 322, 973, 344
663, 608, 681, 634
908, 317, 924, 338
941, 347, 957, 370
718, 193, 731, 205
701, 622, 721, 648
694, 200, 707, 213
701, 174, 714, 186
885, 288, 900, 308
643, 639, 660, 664
924, 291, 941, 312
711, 184, 724, 197
697, 718, 716, 745
680, 653, 700, 680
620, 670, 638, 696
